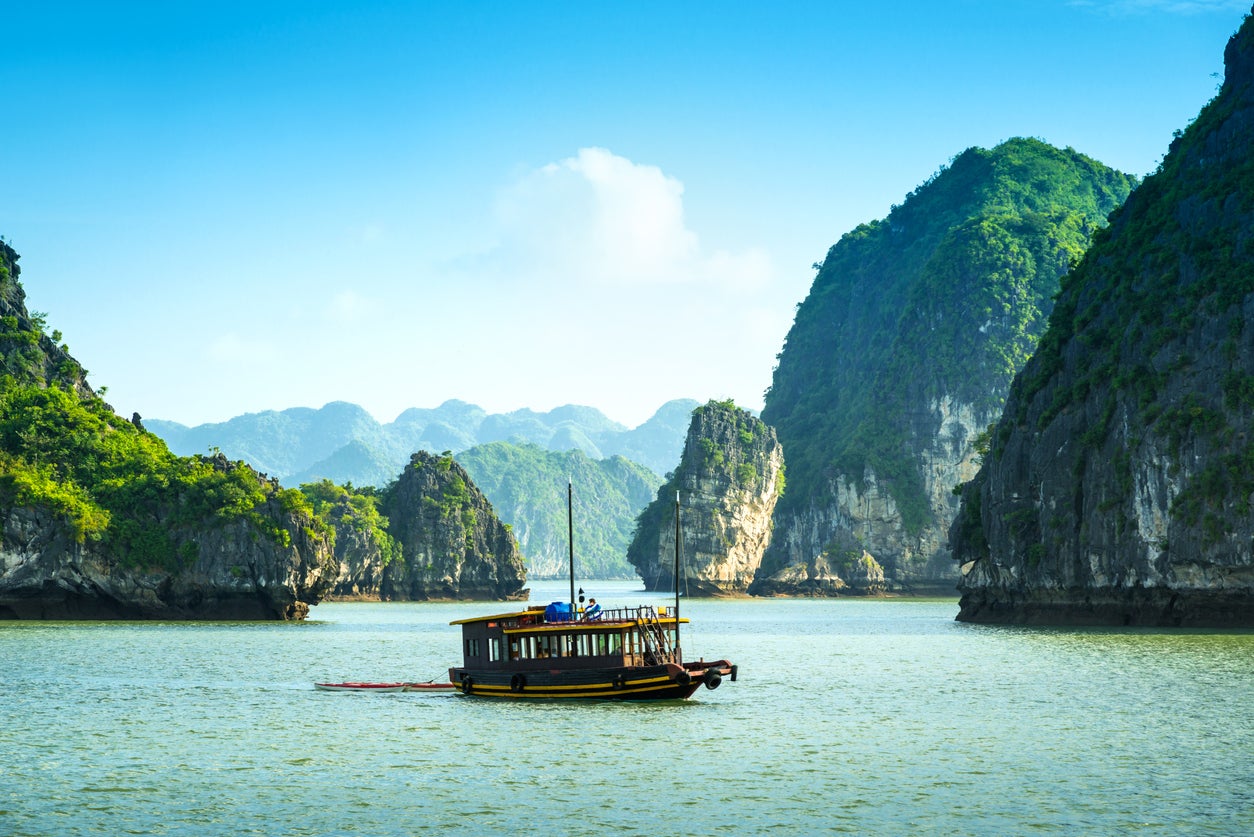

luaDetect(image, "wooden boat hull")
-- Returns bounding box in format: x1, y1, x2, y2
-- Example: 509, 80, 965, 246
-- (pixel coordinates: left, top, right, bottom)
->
448, 660, 736, 701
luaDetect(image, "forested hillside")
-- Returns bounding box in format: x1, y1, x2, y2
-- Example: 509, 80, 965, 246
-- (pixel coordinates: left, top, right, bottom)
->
756, 138, 1138, 593
150, 398, 697, 485
952, 13, 1254, 626
457, 441, 661, 579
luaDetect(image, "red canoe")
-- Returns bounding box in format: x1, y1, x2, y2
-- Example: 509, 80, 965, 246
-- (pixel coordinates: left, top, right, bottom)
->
314, 681, 455, 692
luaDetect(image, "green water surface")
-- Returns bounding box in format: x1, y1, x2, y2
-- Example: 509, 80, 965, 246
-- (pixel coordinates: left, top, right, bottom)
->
1, 581, 1250, 836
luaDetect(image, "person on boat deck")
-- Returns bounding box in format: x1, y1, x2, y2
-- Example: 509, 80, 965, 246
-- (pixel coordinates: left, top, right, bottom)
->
584, 598, 602, 620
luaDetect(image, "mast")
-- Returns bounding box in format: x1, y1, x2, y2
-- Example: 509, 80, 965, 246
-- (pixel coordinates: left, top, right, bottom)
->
673, 490, 681, 662
568, 478, 576, 614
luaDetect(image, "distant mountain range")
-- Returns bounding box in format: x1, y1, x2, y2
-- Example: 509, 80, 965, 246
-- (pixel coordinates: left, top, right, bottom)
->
147, 398, 699, 487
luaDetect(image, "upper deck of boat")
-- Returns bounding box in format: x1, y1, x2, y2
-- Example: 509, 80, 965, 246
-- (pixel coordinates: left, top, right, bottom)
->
450, 604, 687, 634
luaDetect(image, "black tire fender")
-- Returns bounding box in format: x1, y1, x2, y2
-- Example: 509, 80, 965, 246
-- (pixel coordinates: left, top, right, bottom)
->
703, 670, 722, 690
674, 670, 692, 687
460, 674, 473, 695
510, 674, 525, 693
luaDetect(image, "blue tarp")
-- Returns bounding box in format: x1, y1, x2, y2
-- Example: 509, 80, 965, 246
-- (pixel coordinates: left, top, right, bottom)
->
544, 601, 573, 622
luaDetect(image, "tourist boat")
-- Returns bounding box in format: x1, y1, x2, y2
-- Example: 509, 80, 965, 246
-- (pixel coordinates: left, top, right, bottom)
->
447, 486, 737, 700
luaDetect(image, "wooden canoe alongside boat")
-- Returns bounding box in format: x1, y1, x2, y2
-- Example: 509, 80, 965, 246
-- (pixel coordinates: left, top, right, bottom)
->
314, 681, 456, 692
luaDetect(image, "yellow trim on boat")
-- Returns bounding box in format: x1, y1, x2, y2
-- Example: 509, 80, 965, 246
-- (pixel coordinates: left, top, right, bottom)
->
459, 674, 678, 698
463, 681, 684, 699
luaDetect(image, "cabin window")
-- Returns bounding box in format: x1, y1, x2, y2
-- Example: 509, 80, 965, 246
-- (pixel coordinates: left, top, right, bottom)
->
575, 634, 589, 656
489, 637, 500, 662
467, 638, 481, 658
509, 639, 520, 660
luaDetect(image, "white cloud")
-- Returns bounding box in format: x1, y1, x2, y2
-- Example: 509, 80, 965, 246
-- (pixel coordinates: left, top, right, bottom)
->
491, 147, 772, 288
398, 146, 796, 425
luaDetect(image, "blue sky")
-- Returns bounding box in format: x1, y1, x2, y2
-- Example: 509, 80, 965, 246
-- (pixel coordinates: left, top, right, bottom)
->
2, 1, 1249, 428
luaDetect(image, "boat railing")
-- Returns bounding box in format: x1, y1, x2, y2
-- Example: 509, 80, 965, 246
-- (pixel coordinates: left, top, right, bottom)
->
546, 604, 678, 664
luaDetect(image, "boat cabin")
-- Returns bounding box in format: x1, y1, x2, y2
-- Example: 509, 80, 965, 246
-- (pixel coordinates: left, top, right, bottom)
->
450, 603, 686, 671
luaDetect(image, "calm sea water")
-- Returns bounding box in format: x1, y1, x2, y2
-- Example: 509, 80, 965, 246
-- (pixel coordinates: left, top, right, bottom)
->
1, 579, 1250, 836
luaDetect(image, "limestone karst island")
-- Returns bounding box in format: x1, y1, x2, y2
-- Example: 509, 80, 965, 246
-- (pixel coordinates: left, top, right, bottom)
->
3, 15, 1254, 627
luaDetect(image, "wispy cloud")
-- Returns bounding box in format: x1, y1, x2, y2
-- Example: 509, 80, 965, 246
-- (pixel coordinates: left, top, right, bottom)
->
1068, 0, 1250, 15
325, 289, 373, 323
488, 147, 772, 288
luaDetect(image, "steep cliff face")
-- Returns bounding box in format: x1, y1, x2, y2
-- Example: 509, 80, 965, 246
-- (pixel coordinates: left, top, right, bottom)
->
627, 401, 784, 595
759, 138, 1138, 594
381, 451, 527, 600
1, 453, 335, 619
297, 480, 398, 599
1, 242, 94, 400
951, 13, 1254, 626
0, 242, 336, 619
323, 508, 391, 599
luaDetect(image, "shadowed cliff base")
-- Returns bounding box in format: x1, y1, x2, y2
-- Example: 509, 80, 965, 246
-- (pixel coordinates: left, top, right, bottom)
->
957, 586, 1254, 628
0, 586, 311, 620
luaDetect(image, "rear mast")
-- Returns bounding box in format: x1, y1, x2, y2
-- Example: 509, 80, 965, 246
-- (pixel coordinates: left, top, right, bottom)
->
568, 478, 576, 615
674, 490, 681, 663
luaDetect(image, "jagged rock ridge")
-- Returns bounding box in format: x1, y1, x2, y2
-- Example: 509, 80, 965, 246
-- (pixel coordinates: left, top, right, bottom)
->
628, 401, 784, 595
951, 12, 1254, 626
149, 397, 699, 485
758, 138, 1138, 595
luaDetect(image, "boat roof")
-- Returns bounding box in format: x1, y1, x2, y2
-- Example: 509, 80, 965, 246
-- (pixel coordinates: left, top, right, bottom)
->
449, 609, 533, 626
449, 607, 688, 628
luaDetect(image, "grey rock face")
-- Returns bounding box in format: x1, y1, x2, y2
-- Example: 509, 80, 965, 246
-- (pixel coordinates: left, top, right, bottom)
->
628, 401, 784, 595
951, 15, 1254, 626
760, 139, 1136, 596
0, 456, 335, 620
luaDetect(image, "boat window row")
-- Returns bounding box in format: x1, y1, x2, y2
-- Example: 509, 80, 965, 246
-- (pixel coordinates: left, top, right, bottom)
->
504, 631, 633, 660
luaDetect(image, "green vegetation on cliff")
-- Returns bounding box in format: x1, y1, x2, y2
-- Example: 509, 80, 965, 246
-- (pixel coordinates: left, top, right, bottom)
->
958, 11, 1254, 589
763, 138, 1138, 536
381, 450, 526, 600
297, 479, 399, 567
627, 399, 782, 588
0, 242, 324, 571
